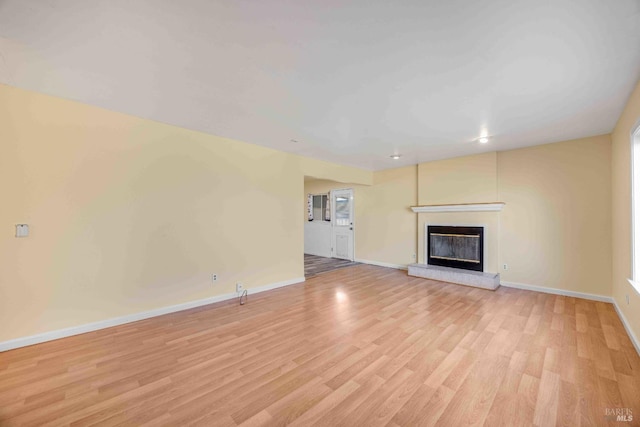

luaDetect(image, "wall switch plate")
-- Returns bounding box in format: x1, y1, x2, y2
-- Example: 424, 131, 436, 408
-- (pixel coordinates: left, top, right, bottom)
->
236, 283, 244, 293
15, 224, 29, 237
503, 264, 508, 270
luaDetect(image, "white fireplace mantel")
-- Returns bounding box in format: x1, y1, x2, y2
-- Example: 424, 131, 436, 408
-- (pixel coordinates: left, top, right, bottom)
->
410, 202, 505, 213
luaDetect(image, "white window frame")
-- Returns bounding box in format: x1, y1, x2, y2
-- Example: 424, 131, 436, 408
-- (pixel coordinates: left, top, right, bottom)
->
629, 122, 640, 294
311, 193, 329, 222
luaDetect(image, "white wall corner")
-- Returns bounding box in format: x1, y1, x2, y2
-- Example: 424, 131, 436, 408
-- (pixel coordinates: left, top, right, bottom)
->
612, 299, 640, 356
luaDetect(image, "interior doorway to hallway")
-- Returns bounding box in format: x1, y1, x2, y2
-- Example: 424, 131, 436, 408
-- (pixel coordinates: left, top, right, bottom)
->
304, 177, 356, 276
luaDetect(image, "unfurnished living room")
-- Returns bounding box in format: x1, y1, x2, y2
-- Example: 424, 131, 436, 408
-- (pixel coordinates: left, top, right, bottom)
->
2, 1, 640, 426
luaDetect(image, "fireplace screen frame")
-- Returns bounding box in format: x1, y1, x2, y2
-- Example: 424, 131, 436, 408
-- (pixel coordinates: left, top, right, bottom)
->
427, 225, 484, 272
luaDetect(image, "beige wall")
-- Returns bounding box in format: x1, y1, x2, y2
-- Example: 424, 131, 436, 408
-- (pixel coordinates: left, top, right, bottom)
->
300, 158, 373, 187
498, 135, 612, 295
418, 152, 498, 205
412, 136, 612, 292
358, 166, 417, 266
416, 152, 500, 272
303, 166, 418, 267
0, 84, 372, 342
612, 79, 640, 343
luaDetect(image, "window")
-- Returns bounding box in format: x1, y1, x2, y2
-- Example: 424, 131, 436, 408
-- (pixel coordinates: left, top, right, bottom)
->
312, 194, 329, 221
334, 196, 350, 226
631, 124, 640, 294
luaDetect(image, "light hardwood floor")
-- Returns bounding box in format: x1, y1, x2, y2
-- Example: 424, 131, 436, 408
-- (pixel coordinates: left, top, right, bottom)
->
1, 265, 639, 426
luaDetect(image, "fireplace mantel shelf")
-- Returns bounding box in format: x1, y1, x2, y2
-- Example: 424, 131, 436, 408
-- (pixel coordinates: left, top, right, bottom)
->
410, 202, 505, 213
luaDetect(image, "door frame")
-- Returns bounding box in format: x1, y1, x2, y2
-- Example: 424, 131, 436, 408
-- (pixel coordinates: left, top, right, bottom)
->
330, 188, 355, 261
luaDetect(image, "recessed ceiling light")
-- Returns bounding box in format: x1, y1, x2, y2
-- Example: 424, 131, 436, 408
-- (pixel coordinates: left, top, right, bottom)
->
390, 154, 401, 160
477, 136, 489, 144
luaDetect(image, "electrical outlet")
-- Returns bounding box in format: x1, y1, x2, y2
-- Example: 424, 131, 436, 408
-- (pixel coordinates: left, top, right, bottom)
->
627, 294, 630, 305
15, 224, 29, 238
503, 264, 508, 270
236, 283, 244, 293
212, 274, 218, 283
412, 253, 416, 259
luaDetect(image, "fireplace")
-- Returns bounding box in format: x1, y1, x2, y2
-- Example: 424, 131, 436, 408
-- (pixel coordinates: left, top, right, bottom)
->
427, 225, 484, 272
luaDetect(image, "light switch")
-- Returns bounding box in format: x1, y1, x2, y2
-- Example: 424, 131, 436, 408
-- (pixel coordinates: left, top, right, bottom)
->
16, 224, 29, 237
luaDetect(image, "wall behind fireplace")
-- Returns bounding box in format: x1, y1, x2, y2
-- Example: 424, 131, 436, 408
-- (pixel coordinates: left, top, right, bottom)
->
412, 134, 611, 297
418, 152, 498, 205
416, 152, 501, 274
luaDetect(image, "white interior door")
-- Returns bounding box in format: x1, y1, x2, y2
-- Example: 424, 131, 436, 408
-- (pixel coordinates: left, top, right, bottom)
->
331, 189, 354, 261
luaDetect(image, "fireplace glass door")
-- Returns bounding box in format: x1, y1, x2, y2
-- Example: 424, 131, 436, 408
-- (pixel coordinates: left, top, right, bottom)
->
427, 226, 483, 272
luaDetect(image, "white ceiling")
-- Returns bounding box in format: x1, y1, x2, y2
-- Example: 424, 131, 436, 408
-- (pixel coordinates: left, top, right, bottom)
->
1, 0, 640, 170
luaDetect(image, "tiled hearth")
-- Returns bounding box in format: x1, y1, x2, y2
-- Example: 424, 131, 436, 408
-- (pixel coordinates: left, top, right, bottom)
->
408, 263, 500, 290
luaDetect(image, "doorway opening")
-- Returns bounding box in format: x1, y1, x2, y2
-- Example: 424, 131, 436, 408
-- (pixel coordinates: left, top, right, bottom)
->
304, 178, 356, 277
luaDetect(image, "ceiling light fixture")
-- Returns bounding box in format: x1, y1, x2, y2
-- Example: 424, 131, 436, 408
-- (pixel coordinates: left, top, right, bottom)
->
477, 136, 489, 144
390, 154, 401, 160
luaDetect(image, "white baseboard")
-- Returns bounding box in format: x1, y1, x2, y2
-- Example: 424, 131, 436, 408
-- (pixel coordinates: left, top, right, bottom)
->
356, 259, 408, 270
0, 276, 305, 352
500, 280, 613, 303
249, 276, 306, 295
612, 299, 640, 356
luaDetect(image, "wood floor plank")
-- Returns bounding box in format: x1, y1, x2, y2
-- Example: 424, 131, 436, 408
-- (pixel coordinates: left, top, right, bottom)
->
390, 383, 437, 426
412, 385, 456, 427
310, 375, 383, 426
435, 354, 510, 426
286, 380, 360, 427
556, 379, 579, 427
534, 369, 561, 427
0, 264, 638, 426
